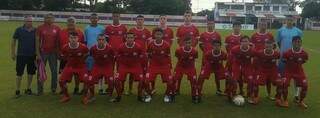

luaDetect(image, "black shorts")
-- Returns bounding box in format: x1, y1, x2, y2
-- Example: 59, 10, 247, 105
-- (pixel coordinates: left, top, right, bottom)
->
16, 55, 36, 76
59, 59, 67, 74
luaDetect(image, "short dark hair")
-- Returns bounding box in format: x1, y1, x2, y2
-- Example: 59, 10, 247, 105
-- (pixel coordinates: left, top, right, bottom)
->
212, 40, 221, 45
126, 32, 135, 36
240, 35, 250, 42
184, 36, 192, 42
90, 13, 98, 18
44, 13, 54, 19
159, 14, 166, 17
184, 10, 192, 15
112, 10, 120, 15
233, 21, 241, 27
153, 28, 164, 34
265, 39, 275, 44
136, 15, 144, 18
292, 36, 302, 42
69, 32, 78, 37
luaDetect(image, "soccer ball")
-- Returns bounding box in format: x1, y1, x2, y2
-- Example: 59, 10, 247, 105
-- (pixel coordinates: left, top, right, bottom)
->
233, 95, 245, 106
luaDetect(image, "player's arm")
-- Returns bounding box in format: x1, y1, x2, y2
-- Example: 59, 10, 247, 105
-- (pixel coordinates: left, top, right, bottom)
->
276, 29, 282, 49
35, 28, 41, 60
11, 28, 19, 61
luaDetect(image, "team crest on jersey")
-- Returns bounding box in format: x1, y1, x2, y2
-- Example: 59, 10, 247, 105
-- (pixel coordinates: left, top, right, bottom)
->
298, 58, 303, 61
77, 52, 82, 56
161, 51, 165, 54
53, 29, 57, 34
133, 52, 137, 56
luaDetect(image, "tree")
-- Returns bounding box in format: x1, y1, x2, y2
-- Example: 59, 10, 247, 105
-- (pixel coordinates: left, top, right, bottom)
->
196, 9, 214, 17
128, 0, 190, 15
42, 0, 71, 11
301, 0, 320, 20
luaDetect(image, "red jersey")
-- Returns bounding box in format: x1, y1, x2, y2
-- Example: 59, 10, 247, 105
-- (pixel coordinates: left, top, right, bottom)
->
176, 24, 200, 47
105, 24, 127, 50
152, 26, 174, 45
90, 44, 115, 67
37, 24, 61, 54
203, 50, 227, 69
283, 48, 308, 74
199, 31, 222, 52
60, 43, 88, 67
129, 27, 151, 48
117, 42, 146, 70
251, 32, 274, 51
59, 28, 85, 51
147, 40, 171, 70
175, 47, 198, 69
255, 49, 280, 69
225, 33, 242, 53
230, 45, 255, 65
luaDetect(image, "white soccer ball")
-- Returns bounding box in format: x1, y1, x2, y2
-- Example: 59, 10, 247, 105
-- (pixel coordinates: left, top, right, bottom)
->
233, 95, 245, 106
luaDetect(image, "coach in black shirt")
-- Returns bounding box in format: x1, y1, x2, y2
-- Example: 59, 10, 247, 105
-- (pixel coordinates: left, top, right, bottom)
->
11, 16, 36, 98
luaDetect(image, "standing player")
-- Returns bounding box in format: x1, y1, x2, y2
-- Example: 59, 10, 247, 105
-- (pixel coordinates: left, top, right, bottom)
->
176, 11, 200, 47
150, 14, 174, 94
127, 15, 151, 95
280, 36, 308, 109
84, 34, 115, 104
253, 40, 280, 105
59, 32, 89, 103
199, 20, 221, 53
228, 36, 255, 101
59, 17, 85, 95
113, 32, 147, 102
251, 22, 275, 100
145, 28, 175, 103
105, 11, 127, 50
198, 40, 227, 101
84, 13, 105, 95
225, 21, 243, 95
174, 37, 198, 103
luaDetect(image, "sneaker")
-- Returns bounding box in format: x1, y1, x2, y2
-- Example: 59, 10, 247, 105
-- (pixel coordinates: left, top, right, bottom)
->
98, 89, 105, 95
247, 98, 255, 104
137, 96, 145, 102
24, 89, 32, 95
298, 101, 308, 109
144, 95, 152, 103
294, 96, 300, 103
216, 90, 225, 96
15, 90, 21, 98
151, 89, 156, 95
164, 95, 171, 103
60, 96, 71, 103
109, 97, 121, 103
73, 88, 80, 95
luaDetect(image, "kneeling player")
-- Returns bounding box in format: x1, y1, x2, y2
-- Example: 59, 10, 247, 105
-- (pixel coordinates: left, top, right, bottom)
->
113, 32, 147, 102
59, 32, 89, 103
228, 36, 255, 101
198, 40, 227, 101
174, 37, 198, 103
280, 36, 309, 109
254, 39, 280, 104
145, 28, 175, 103
84, 34, 115, 104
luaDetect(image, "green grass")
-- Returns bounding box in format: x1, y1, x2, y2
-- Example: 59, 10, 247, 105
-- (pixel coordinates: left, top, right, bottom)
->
0, 21, 319, 118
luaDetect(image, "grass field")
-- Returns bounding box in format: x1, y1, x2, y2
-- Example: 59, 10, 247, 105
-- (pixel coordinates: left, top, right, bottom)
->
0, 21, 319, 118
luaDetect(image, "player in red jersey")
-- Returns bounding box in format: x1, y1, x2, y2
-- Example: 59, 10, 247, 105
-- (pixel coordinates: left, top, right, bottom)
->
198, 40, 228, 101
252, 39, 280, 105
126, 15, 151, 95
152, 15, 174, 46
251, 22, 274, 51
59, 17, 85, 95
83, 34, 115, 104
174, 37, 199, 103
112, 32, 147, 102
145, 28, 175, 103
228, 36, 255, 101
199, 20, 221, 53
105, 12, 127, 50
279, 36, 308, 109
176, 11, 200, 47
224, 21, 243, 95
58, 32, 89, 103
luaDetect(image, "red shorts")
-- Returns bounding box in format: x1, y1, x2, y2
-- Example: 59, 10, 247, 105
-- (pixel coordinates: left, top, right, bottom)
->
90, 65, 114, 84
231, 65, 254, 83
174, 67, 197, 80
284, 73, 307, 87
117, 70, 144, 82
60, 66, 88, 83
146, 69, 172, 83
257, 69, 280, 86
199, 65, 227, 80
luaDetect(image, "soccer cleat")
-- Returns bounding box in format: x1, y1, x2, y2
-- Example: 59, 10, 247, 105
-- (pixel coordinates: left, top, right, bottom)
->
275, 99, 282, 107
151, 90, 157, 95
137, 96, 145, 102
164, 95, 171, 103
298, 101, 308, 109
216, 90, 226, 96
281, 100, 289, 108
109, 97, 121, 103
37, 90, 43, 96
15, 90, 21, 98
247, 98, 255, 104
294, 96, 300, 104
24, 89, 32, 95
82, 96, 89, 105
60, 96, 71, 103
73, 88, 80, 95
267, 96, 275, 101
144, 95, 152, 103
170, 95, 175, 103
98, 89, 105, 95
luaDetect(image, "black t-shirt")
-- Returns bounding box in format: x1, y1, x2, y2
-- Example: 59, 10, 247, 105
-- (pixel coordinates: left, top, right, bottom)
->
13, 26, 36, 56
